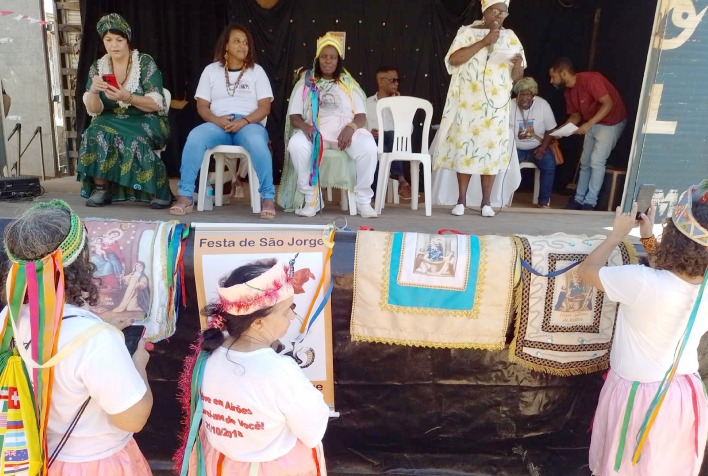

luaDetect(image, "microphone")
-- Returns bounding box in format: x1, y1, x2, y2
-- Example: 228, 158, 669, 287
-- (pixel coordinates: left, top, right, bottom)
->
487, 21, 499, 59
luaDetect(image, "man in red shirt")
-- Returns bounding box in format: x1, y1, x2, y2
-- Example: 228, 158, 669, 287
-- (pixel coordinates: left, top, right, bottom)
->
549, 57, 627, 210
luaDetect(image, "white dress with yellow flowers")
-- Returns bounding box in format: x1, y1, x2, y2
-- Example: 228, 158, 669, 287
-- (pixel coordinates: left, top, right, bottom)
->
433, 22, 525, 175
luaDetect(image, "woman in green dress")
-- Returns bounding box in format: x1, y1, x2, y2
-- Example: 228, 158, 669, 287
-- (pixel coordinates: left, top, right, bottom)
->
78, 13, 171, 208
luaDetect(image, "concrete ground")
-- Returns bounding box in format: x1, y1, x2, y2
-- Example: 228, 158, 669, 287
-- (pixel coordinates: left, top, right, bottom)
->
0, 176, 624, 242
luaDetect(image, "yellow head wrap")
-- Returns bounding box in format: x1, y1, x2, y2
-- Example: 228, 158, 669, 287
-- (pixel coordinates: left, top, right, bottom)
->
316, 32, 345, 59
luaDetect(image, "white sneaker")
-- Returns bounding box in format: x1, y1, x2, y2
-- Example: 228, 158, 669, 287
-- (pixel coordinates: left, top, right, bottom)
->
451, 204, 465, 216
295, 202, 323, 217
357, 202, 378, 218
481, 205, 495, 217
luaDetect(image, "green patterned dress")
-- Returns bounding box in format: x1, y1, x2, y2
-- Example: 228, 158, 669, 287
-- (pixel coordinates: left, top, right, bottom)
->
77, 50, 171, 203
433, 23, 525, 175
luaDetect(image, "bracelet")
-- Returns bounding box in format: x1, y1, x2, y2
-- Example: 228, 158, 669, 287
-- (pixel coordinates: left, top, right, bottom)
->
126, 92, 134, 105
243, 117, 251, 124
346, 122, 358, 131
640, 235, 657, 254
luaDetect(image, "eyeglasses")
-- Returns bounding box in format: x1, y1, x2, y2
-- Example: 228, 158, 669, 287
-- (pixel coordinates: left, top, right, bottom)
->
386, 78, 400, 83
489, 8, 509, 17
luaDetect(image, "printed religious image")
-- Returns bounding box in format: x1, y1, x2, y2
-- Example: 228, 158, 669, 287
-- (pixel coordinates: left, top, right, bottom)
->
553, 268, 594, 313
413, 235, 458, 277
84, 221, 158, 323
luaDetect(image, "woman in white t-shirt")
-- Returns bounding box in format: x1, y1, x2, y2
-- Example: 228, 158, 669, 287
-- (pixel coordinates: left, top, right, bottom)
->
1, 200, 153, 475
172, 24, 276, 219
509, 77, 557, 208
578, 181, 708, 475
177, 258, 329, 475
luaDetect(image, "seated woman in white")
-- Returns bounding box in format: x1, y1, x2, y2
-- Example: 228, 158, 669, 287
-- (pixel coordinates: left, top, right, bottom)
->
286, 32, 378, 218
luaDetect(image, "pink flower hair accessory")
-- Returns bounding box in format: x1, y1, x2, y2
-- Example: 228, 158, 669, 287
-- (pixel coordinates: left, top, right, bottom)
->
217, 262, 295, 316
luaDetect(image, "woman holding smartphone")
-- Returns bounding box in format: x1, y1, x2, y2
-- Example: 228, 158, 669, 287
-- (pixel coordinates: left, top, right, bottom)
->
78, 13, 171, 209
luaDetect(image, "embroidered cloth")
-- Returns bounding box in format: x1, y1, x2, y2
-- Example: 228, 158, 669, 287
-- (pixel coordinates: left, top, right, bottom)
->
351, 231, 518, 349
510, 233, 637, 375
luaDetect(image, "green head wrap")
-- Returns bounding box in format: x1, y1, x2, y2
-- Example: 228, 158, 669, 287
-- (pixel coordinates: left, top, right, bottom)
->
513, 77, 538, 95
97, 13, 132, 40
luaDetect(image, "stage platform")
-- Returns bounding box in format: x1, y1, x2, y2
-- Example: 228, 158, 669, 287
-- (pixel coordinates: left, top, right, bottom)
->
0, 176, 624, 241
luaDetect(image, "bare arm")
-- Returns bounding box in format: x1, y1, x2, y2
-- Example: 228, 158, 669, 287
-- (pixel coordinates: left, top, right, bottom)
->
242, 98, 271, 125
448, 29, 498, 66
578, 203, 641, 292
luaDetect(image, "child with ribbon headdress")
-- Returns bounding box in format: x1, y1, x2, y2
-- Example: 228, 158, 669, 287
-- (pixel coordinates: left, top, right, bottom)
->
577, 180, 708, 475
175, 258, 329, 475
0, 199, 153, 474
279, 32, 378, 218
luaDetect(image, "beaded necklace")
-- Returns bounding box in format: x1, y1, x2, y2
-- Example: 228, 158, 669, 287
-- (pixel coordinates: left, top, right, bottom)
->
110, 52, 132, 86
224, 62, 246, 96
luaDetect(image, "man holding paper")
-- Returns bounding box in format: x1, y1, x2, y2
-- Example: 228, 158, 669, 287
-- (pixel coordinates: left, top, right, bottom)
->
549, 57, 626, 211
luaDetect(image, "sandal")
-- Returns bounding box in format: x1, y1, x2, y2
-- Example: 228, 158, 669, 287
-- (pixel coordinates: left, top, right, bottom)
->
260, 199, 276, 220
86, 184, 112, 207
169, 196, 194, 216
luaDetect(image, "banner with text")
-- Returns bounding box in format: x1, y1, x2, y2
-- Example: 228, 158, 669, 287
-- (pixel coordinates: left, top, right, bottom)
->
193, 224, 336, 411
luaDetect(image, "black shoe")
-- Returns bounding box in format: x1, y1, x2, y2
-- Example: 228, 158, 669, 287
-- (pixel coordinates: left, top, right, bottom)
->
581, 203, 595, 211
149, 198, 172, 209
86, 186, 112, 207
564, 197, 583, 210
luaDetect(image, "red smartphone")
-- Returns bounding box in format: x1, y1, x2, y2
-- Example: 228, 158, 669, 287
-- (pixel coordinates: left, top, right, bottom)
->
102, 74, 119, 89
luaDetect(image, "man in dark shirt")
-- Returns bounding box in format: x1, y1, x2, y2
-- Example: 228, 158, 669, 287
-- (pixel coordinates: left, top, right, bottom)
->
549, 57, 627, 210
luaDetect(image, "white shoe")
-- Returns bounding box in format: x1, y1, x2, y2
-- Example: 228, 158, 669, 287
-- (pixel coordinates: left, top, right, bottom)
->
295, 202, 323, 217
451, 204, 465, 216
357, 202, 378, 218
481, 205, 495, 217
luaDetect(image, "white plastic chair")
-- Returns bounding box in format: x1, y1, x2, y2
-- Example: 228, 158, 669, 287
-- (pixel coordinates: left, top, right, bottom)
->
518, 161, 540, 205
196, 119, 266, 213
373, 96, 433, 216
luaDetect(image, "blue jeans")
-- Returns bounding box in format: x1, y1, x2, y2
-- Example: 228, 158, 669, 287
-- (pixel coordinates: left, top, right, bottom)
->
372, 131, 405, 190
177, 115, 275, 200
574, 120, 626, 207
518, 148, 556, 205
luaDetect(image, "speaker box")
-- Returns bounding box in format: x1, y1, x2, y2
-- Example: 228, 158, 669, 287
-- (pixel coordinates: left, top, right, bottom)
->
0, 175, 42, 200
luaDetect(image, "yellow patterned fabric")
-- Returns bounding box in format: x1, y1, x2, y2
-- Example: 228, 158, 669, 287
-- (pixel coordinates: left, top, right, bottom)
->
510, 233, 637, 376
351, 231, 518, 349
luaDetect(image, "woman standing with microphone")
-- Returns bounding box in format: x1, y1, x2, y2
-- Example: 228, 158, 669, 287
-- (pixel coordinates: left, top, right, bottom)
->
433, 1, 525, 218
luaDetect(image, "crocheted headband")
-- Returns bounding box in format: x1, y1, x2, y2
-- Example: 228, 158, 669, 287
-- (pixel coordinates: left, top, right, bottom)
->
97, 13, 132, 40
482, 0, 510, 11
217, 262, 294, 316
4, 199, 86, 267
672, 179, 708, 248
316, 32, 345, 59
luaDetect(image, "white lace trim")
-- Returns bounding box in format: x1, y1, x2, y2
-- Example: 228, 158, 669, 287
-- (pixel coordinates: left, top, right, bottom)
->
97, 49, 141, 108
145, 91, 166, 115
83, 91, 103, 116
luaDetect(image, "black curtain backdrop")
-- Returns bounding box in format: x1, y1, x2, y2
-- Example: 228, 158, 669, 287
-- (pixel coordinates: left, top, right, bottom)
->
77, 0, 656, 191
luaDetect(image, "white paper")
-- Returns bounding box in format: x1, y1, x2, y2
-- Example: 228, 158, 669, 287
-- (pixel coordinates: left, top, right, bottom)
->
549, 123, 579, 138
488, 48, 519, 64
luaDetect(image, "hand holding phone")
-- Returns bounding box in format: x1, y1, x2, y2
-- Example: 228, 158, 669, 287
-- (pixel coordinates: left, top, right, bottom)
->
102, 74, 120, 89
122, 325, 147, 356
634, 184, 655, 219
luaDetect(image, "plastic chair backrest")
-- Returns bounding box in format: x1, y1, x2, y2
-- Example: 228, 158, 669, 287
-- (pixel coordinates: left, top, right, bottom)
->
376, 96, 433, 154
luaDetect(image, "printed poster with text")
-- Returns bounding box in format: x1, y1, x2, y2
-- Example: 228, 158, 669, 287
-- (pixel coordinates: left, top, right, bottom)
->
193, 225, 336, 411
